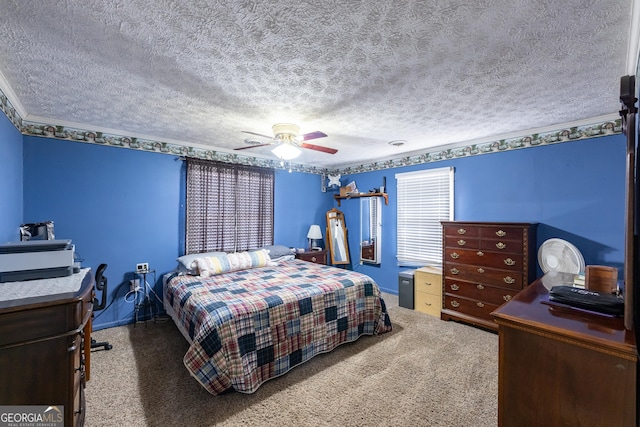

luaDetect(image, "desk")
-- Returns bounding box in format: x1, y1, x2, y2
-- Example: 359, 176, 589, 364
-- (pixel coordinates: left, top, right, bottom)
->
0, 269, 93, 427
492, 273, 637, 427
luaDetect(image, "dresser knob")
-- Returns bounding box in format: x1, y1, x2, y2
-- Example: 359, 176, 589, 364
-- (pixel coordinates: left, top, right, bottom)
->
496, 242, 506, 249
450, 300, 460, 308
476, 302, 485, 308
477, 268, 485, 273
450, 268, 459, 275
476, 251, 484, 256
457, 228, 466, 235
476, 284, 484, 290
503, 295, 512, 301
504, 276, 515, 284
450, 284, 459, 291
496, 230, 507, 237
457, 239, 466, 246
450, 252, 459, 259
311, 256, 317, 262
504, 258, 515, 266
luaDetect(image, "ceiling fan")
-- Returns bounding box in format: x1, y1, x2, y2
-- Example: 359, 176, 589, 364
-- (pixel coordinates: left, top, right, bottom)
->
235, 123, 338, 159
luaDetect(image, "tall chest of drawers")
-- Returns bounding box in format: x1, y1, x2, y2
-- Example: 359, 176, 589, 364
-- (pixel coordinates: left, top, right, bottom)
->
440, 221, 537, 331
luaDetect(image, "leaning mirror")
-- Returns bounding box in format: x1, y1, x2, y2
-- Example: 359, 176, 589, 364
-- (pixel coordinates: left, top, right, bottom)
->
360, 197, 382, 264
326, 208, 350, 265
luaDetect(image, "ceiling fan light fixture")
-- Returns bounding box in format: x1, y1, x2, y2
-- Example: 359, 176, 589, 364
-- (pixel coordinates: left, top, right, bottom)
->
272, 123, 300, 142
272, 143, 301, 160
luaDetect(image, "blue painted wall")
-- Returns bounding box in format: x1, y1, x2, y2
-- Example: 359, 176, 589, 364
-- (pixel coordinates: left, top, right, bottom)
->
0, 113, 23, 243
18, 131, 626, 327
338, 134, 626, 295
22, 136, 332, 329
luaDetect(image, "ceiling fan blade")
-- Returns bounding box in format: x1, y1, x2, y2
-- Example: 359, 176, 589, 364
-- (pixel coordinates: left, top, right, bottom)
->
234, 143, 273, 151
300, 131, 328, 141
241, 130, 275, 140
300, 142, 338, 154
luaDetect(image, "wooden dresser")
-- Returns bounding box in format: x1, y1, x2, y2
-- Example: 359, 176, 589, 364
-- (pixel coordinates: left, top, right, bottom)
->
414, 266, 442, 317
492, 273, 637, 426
0, 269, 93, 427
440, 221, 537, 331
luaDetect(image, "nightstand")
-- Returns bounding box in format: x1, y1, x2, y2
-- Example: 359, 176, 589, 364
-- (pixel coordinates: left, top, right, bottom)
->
295, 249, 327, 265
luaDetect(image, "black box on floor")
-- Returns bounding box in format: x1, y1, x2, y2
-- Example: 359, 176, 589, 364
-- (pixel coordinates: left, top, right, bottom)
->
398, 270, 416, 309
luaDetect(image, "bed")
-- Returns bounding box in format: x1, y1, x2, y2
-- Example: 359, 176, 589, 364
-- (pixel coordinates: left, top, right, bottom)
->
163, 247, 392, 395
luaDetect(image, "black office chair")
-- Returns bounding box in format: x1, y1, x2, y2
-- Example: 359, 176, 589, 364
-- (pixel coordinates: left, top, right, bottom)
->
91, 263, 113, 351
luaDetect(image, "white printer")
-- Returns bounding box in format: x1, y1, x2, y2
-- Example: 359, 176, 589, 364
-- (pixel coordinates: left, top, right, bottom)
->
0, 239, 75, 282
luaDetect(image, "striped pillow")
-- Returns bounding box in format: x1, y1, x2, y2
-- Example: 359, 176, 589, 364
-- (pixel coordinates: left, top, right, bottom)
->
195, 249, 272, 277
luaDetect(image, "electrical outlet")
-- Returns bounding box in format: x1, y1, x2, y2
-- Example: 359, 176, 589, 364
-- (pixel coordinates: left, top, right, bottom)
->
136, 263, 149, 273
129, 279, 140, 292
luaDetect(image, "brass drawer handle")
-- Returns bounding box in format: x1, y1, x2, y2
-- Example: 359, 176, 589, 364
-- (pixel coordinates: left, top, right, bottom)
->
496, 242, 506, 249
450, 268, 459, 275
450, 284, 459, 291
457, 228, 466, 235
476, 251, 484, 256
477, 267, 485, 273
311, 256, 317, 262
496, 230, 507, 237
477, 302, 485, 308
504, 276, 515, 284
423, 281, 432, 286
424, 302, 432, 306
504, 258, 515, 266
476, 284, 484, 290
450, 252, 460, 259
503, 295, 512, 302
450, 300, 460, 308
457, 239, 466, 246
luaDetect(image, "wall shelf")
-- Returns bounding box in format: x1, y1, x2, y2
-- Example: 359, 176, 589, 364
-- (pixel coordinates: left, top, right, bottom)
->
334, 192, 388, 207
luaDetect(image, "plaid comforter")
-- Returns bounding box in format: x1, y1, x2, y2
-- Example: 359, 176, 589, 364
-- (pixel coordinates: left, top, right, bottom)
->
164, 259, 392, 395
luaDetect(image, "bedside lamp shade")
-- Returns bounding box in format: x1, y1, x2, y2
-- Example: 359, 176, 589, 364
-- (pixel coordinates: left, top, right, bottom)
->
307, 224, 322, 249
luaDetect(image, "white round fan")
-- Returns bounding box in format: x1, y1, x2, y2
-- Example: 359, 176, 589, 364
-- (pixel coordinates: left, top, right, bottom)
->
538, 238, 585, 274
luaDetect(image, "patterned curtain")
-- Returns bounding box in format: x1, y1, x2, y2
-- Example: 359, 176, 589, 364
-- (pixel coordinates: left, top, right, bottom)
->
185, 158, 274, 254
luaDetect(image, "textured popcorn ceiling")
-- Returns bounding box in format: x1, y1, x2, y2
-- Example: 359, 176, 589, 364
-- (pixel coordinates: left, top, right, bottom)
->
0, 0, 635, 168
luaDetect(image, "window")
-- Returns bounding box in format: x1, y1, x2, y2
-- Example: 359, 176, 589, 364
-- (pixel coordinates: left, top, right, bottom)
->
396, 167, 454, 266
185, 158, 274, 254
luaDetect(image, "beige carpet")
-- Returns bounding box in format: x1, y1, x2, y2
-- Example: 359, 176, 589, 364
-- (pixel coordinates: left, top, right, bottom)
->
85, 293, 498, 426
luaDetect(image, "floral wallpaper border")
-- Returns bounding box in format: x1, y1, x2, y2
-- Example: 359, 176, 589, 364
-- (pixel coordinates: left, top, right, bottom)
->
1, 86, 622, 176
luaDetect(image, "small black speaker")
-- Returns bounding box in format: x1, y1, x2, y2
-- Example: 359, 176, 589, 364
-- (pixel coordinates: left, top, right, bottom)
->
620, 75, 636, 105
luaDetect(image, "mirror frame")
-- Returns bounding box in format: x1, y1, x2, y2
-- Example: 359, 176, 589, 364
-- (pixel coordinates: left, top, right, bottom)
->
326, 208, 350, 265
360, 197, 381, 264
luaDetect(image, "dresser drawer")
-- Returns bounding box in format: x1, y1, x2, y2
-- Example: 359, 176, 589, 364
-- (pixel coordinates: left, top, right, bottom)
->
444, 278, 517, 305
444, 224, 481, 238
443, 294, 499, 323
444, 247, 523, 271
480, 237, 524, 254
444, 263, 523, 291
481, 225, 525, 241
444, 235, 481, 250
414, 267, 442, 297
415, 291, 441, 317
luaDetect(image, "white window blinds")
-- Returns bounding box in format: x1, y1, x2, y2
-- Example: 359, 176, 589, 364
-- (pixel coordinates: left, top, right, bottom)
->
396, 167, 454, 266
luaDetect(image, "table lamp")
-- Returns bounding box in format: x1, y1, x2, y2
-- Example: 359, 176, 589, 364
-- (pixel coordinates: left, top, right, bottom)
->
307, 225, 322, 250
